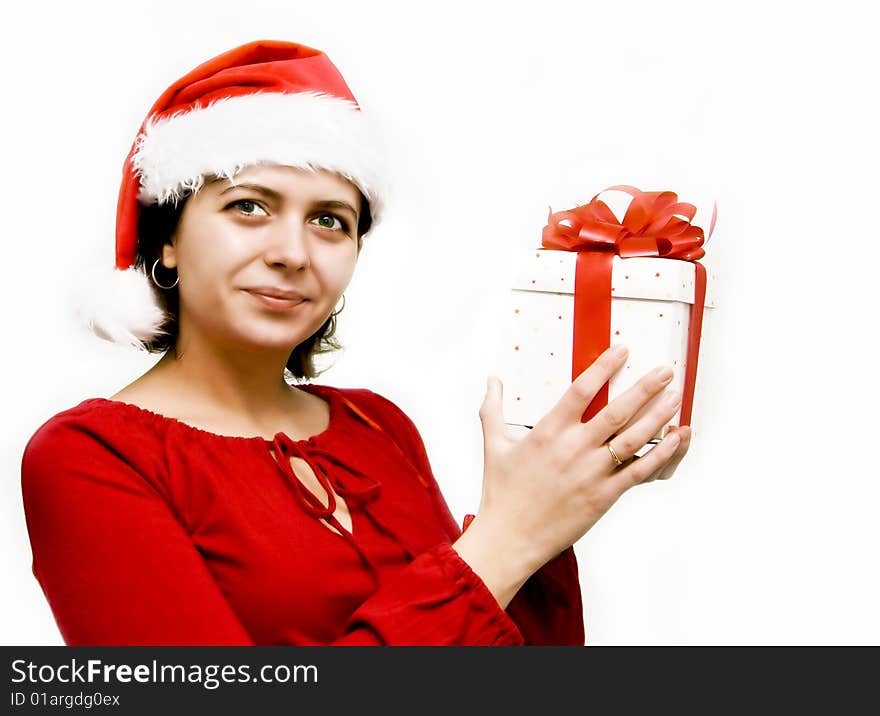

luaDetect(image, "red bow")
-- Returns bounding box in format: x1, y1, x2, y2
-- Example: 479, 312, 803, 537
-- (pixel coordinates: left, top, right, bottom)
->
540, 186, 715, 428
542, 184, 714, 261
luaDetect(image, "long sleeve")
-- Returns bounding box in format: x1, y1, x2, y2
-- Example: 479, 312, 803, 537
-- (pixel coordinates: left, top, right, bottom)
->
21, 420, 255, 646
331, 541, 523, 645
358, 390, 586, 646
21, 415, 525, 646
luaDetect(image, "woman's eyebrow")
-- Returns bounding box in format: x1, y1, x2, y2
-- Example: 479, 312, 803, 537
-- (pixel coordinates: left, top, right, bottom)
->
312, 200, 359, 221
219, 183, 358, 220
219, 182, 283, 200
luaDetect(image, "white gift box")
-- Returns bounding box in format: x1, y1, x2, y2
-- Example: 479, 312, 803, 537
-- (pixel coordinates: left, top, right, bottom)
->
500, 250, 717, 454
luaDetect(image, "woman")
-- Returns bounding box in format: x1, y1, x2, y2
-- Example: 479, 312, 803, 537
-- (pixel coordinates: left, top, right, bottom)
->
20, 39, 690, 646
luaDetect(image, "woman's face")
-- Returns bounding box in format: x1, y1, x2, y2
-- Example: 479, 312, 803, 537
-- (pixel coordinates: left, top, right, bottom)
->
161, 163, 362, 355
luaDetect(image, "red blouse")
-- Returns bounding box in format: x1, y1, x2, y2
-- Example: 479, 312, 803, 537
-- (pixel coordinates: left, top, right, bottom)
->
20, 383, 585, 646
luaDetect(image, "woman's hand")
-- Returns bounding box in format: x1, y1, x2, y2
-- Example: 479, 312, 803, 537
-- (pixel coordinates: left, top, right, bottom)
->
612, 424, 693, 483
477, 344, 687, 571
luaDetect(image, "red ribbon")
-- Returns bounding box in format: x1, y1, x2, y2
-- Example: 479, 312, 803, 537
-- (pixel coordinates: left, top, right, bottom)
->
540, 185, 716, 427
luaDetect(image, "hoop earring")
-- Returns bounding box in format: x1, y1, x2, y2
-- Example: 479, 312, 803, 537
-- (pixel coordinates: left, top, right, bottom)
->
151, 257, 179, 290
332, 293, 346, 317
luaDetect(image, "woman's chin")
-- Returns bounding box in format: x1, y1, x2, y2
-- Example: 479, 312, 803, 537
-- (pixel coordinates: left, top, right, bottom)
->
232, 323, 321, 352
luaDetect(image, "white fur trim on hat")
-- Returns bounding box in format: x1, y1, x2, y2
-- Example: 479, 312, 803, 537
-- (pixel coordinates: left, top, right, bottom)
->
72, 264, 169, 351
131, 90, 388, 223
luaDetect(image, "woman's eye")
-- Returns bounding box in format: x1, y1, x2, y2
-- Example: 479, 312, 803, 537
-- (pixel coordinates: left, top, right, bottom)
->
227, 199, 268, 217
312, 213, 350, 233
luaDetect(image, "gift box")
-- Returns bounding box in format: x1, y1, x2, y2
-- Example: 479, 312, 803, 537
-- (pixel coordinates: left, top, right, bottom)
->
499, 186, 717, 455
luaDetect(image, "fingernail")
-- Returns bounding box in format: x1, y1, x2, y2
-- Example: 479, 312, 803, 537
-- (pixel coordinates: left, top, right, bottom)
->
611, 344, 628, 357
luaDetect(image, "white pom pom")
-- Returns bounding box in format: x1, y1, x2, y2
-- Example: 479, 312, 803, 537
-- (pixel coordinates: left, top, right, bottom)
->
71, 264, 171, 351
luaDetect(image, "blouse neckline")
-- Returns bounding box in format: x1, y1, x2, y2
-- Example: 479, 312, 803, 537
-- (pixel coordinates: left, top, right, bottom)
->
81, 383, 338, 447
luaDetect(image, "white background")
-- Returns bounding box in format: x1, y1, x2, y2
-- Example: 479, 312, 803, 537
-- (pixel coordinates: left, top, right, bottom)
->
2, 0, 877, 645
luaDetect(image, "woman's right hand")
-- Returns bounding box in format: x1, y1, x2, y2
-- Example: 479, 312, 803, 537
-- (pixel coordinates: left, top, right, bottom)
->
475, 344, 684, 574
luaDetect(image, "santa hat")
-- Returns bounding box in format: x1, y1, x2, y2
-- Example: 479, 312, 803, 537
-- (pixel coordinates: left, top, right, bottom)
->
75, 39, 388, 350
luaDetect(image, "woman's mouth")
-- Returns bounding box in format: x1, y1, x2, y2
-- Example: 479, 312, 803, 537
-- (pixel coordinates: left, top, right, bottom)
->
243, 289, 307, 311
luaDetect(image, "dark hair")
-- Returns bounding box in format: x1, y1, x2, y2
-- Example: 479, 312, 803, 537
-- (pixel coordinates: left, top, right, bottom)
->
133, 180, 373, 381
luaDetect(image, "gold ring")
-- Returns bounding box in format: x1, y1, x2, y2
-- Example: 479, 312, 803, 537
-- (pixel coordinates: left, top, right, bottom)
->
605, 441, 623, 467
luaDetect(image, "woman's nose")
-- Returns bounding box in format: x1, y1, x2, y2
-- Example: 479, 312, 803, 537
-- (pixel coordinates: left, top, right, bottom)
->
263, 218, 311, 269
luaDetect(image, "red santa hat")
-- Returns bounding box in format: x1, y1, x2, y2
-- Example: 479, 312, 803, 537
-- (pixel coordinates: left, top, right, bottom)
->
76, 39, 388, 349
